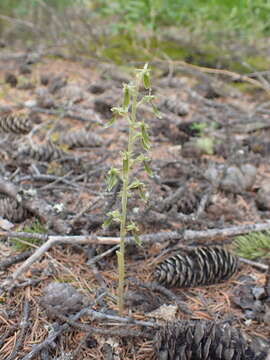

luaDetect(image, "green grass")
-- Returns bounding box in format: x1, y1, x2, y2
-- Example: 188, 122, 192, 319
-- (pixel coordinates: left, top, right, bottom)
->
2, 0, 270, 38
11, 221, 47, 251
92, 0, 270, 37
1, 0, 270, 71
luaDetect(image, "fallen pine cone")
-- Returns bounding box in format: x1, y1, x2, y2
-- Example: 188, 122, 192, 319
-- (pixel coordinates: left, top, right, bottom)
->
155, 320, 267, 360
59, 129, 102, 148
18, 141, 65, 162
155, 246, 238, 288
0, 196, 29, 222
0, 113, 32, 134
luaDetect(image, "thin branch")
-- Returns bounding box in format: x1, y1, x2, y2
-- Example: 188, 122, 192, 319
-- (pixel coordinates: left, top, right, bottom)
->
6, 298, 30, 360
0, 250, 33, 271
1, 221, 270, 287
21, 308, 88, 360
41, 302, 149, 334
239, 257, 269, 271
131, 279, 191, 315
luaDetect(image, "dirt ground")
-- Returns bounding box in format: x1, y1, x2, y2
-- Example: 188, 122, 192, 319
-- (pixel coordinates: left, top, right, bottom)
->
0, 51, 269, 359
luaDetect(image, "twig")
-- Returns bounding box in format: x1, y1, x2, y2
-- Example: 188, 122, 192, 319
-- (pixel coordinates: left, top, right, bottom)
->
41, 302, 150, 334
153, 58, 270, 93
239, 257, 269, 271
71, 196, 102, 226
2, 221, 270, 287
6, 298, 30, 360
0, 250, 33, 270
19, 174, 78, 188
21, 308, 89, 360
85, 308, 159, 328
9, 278, 42, 294
86, 245, 119, 266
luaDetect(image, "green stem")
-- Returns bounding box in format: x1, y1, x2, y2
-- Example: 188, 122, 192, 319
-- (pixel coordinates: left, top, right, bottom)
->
117, 76, 140, 315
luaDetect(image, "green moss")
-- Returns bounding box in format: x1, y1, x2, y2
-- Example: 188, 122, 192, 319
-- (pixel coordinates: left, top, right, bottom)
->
245, 55, 270, 71
11, 220, 47, 251
231, 82, 258, 94
100, 34, 151, 64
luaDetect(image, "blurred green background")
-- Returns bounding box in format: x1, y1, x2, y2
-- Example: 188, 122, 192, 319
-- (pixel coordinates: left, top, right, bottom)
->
0, 0, 269, 69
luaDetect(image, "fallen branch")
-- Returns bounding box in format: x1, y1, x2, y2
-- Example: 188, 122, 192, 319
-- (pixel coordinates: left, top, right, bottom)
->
239, 257, 269, 271
1, 221, 270, 287
6, 298, 30, 360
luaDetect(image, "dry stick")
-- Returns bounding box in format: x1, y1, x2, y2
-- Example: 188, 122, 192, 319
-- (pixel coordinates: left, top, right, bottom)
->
154, 58, 269, 93
87, 244, 120, 266
2, 221, 270, 287
19, 174, 78, 188
0, 250, 33, 271
239, 258, 269, 271
85, 307, 159, 328
6, 298, 30, 360
42, 303, 151, 333
21, 307, 90, 360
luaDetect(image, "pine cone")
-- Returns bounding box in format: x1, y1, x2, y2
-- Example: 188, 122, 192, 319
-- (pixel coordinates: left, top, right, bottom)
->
159, 97, 189, 116
59, 129, 102, 148
0, 196, 29, 222
0, 114, 32, 134
42, 282, 88, 315
155, 320, 267, 360
155, 246, 238, 288
19, 141, 64, 162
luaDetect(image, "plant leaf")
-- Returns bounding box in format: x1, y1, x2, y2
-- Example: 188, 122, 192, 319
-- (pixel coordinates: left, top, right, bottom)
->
104, 117, 117, 128
122, 152, 129, 175
140, 122, 151, 150
123, 84, 130, 109
106, 167, 120, 191
143, 160, 153, 177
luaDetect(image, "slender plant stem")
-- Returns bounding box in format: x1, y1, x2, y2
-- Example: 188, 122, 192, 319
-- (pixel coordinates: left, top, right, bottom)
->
117, 76, 140, 315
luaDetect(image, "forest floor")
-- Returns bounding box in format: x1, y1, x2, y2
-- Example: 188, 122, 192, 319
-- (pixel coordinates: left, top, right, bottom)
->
0, 49, 269, 359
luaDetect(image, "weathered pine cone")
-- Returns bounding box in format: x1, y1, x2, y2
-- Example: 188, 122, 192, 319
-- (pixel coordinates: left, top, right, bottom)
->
19, 141, 64, 162
155, 320, 267, 360
0, 196, 29, 222
59, 129, 102, 148
159, 97, 189, 116
41, 282, 89, 315
0, 114, 32, 134
155, 246, 238, 288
